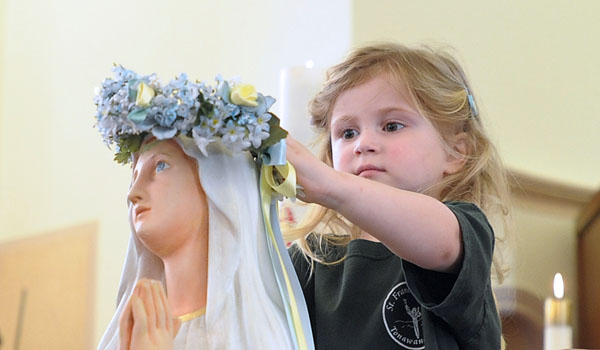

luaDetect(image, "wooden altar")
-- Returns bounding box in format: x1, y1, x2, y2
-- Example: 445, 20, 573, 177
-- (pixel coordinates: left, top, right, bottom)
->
0, 222, 97, 350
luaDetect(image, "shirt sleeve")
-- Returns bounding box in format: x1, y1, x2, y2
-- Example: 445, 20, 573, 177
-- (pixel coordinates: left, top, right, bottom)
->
401, 201, 497, 342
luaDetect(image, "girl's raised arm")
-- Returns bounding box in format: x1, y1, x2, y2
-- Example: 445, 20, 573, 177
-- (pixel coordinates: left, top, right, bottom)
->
286, 135, 463, 273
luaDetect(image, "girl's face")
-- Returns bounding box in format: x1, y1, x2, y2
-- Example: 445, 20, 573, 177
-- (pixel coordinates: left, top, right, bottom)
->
330, 74, 457, 197
127, 139, 208, 256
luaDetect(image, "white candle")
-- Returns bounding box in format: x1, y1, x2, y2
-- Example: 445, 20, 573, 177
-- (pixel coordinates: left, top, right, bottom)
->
543, 273, 573, 350
278, 63, 325, 152
277, 63, 325, 224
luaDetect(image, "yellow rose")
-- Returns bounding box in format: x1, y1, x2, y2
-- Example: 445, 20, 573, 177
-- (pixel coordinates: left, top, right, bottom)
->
230, 83, 258, 107
136, 82, 155, 107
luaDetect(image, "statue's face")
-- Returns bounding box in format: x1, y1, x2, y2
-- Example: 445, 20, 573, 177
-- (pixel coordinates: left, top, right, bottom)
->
127, 139, 208, 256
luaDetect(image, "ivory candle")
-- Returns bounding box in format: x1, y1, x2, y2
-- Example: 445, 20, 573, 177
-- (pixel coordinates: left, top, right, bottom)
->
278, 63, 324, 151
543, 273, 572, 350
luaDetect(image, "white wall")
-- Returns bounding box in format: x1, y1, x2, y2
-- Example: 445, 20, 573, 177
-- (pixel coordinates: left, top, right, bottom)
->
0, 0, 4, 211
353, 0, 600, 189
0, 0, 351, 345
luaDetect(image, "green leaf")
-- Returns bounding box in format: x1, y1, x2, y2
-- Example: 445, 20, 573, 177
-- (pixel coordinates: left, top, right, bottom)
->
139, 139, 160, 153
259, 113, 288, 151
114, 134, 145, 164
114, 151, 131, 164
127, 79, 140, 102
127, 109, 148, 123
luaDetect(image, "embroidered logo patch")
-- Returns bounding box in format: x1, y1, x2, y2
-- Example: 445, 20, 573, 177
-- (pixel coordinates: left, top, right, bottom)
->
382, 282, 425, 349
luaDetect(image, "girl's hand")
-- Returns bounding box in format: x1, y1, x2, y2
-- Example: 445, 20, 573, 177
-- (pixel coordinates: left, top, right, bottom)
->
285, 136, 463, 273
119, 279, 181, 350
286, 135, 340, 208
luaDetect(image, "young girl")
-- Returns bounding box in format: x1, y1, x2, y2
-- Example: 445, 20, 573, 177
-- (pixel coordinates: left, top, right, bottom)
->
286, 43, 509, 349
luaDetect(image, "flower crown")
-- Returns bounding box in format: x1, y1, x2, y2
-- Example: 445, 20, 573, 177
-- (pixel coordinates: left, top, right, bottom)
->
94, 65, 287, 164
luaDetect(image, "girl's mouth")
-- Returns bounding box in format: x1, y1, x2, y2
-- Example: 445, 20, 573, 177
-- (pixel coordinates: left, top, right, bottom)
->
356, 165, 384, 177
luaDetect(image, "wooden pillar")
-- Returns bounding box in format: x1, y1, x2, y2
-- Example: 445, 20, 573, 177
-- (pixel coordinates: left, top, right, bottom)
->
576, 190, 600, 347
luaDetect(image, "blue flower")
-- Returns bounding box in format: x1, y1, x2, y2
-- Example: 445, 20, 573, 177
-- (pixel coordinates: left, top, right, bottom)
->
237, 112, 253, 126
93, 66, 284, 163
112, 65, 137, 82
176, 104, 191, 118
217, 80, 232, 104
154, 108, 177, 127
152, 126, 178, 140
174, 72, 188, 86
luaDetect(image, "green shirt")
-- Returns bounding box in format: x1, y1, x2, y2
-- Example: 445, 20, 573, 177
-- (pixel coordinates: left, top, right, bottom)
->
289, 201, 501, 349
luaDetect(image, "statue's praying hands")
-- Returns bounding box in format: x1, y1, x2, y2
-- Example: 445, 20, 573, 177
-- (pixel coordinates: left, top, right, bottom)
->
119, 279, 181, 350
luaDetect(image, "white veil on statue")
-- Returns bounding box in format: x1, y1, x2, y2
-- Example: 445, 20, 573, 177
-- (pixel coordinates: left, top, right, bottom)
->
98, 137, 293, 349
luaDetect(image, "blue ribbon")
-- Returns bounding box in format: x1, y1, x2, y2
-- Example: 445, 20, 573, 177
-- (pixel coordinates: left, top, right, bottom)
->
260, 140, 315, 350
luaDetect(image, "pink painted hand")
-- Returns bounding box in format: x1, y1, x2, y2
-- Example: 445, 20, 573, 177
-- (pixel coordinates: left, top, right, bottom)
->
118, 279, 181, 350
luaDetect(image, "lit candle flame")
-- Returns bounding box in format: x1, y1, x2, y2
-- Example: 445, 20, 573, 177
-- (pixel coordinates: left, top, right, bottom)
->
553, 273, 564, 299
305, 60, 315, 69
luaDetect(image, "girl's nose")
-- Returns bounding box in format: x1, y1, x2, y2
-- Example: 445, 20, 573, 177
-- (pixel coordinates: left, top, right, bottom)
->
353, 131, 380, 155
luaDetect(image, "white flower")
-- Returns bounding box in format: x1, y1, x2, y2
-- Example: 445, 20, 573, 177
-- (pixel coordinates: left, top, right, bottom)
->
220, 120, 246, 145
227, 136, 251, 153
208, 116, 223, 132
255, 113, 271, 131
195, 118, 216, 138
192, 128, 214, 157
247, 124, 269, 148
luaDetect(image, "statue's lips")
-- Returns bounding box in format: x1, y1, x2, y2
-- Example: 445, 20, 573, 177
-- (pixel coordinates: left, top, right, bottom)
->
134, 206, 150, 218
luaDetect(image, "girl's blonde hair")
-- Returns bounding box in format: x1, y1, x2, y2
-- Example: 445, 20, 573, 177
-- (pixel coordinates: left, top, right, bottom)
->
287, 43, 511, 283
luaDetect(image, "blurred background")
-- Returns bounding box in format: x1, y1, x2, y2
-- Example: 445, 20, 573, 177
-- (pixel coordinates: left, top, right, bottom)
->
0, 0, 598, 349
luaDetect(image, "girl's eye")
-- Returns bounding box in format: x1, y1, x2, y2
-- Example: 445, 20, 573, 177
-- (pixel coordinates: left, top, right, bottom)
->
341, 129, 359, 140
155, 161, 170, 173
384, 122, 404, 132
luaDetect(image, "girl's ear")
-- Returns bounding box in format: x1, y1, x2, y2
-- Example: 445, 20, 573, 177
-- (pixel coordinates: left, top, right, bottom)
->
444, 132, 469, 175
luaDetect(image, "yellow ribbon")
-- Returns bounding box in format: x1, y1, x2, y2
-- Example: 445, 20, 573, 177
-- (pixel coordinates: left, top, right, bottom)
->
260, 161, 308, 350
263, 162, 297, 199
